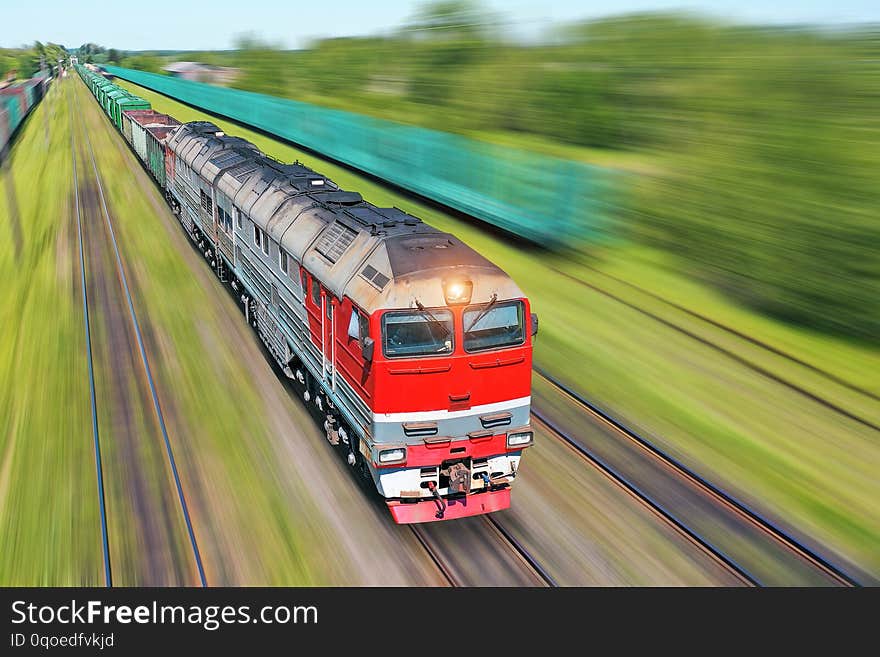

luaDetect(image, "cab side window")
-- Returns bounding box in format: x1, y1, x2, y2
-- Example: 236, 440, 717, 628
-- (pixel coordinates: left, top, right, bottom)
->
348, 309, 360, 340
347, 307, 371, 358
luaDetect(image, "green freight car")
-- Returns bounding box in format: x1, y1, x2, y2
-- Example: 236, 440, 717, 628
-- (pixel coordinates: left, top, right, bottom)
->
104, 64, 615, 246
75, 65, 171, 189
76, 66, 151, 131
112, 94, 150, 131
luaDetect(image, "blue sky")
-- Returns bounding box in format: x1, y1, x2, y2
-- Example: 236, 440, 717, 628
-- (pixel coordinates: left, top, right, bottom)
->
2, 0, 878, 50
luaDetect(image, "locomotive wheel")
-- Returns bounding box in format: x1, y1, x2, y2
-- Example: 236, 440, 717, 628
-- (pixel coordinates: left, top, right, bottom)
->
350, 440, 371, 481
358, 455, 372, 482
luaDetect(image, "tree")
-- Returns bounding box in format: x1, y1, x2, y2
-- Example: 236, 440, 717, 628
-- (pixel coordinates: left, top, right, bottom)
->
403, 0, 497, 105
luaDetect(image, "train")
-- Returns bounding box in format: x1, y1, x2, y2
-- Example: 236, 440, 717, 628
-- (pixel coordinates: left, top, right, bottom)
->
0, 72, 51, 160
104, 64, 614, 247
75, 64, 538, 524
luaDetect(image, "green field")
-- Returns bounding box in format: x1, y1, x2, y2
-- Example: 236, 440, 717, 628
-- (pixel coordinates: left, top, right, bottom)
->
117, 79, 880, 577
0, 83, 101, 584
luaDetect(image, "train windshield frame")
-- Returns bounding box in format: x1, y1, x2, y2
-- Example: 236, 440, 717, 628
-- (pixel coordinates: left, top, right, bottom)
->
382, 309, 454, 358
463, 300, 526, 353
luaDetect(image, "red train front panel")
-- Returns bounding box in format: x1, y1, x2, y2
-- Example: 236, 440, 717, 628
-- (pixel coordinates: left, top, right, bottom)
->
359, 297, 534, 523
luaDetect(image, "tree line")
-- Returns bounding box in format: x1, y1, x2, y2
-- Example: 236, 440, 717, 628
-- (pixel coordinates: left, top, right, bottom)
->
1, 42, 67, 80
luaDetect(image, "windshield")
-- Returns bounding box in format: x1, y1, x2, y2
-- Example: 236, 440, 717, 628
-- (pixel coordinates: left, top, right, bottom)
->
382, 309, 454, 358
463, 300, 525, 352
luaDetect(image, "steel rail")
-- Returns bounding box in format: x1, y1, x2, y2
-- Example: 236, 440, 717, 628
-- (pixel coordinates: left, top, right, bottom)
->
572, 262, 879, 403
531, 409, 759, 586
535, 367, 859, 587
547, 268, 880, 434
483, 515, 558, 587
69, 80, 113, 587
73, 80, 208, 587
409, 525, 459, 587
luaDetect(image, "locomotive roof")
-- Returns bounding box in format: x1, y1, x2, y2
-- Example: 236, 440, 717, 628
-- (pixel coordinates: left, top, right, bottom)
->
167, 122, 522, 313
384, 232, 497, 278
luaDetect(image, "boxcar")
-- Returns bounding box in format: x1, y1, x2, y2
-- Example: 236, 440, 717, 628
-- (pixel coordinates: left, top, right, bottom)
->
104, 88, 127, 118
124, 110, 179, 187
96, 80, 115, 110
0, 89, 24, 129
21, 83, 35, 109
23, 79, 40, 106
0, 87, 28, 121
0, 106, 9, 154
0, 73, 51, 157
145, 121, 180, 188
113, 95, 150, 131
121, 111, 134, 144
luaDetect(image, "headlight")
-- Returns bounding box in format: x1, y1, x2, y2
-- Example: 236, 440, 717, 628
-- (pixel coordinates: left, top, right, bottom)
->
507, 431, 533, 448
443, 279, 473, 305
378, 447, 406, 464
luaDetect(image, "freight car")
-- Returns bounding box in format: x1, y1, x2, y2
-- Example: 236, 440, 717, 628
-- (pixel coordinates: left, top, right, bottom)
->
121, 110, 181, 188
75, 65, 537, 523
0, 72, 50, 160
105, 64, 614, 247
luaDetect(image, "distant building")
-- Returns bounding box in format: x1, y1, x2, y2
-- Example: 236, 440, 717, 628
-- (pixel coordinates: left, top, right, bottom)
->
163, 61, 239, 85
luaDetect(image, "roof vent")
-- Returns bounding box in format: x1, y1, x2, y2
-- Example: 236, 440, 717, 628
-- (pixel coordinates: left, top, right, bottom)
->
315, 222, 358, 264
360, 265, 390, 291
318, 191, 362, 206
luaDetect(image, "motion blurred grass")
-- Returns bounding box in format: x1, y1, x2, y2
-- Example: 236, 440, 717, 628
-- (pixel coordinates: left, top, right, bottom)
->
0, 82, 102, 584
120, 80, 880, 576
575, 247, 880, 396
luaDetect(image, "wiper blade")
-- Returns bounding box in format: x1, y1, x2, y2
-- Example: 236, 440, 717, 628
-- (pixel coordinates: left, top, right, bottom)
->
415, 300, 451, 339
464, 293, 498, 333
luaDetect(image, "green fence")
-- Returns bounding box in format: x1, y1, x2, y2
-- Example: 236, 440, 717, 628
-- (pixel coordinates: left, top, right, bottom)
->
105, 65, 615, 246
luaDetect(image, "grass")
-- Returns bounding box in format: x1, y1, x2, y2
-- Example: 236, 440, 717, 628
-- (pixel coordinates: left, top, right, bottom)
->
118, 79, 880, 577
575, 245, 880, 396
0, 82, 102, 584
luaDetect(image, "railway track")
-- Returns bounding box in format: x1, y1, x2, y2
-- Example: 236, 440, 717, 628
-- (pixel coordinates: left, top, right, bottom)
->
482, 516, 558, 587
410, 516, 557, 587
533, 367, 861, 587
70, 84, 112, 588
69, 78, 207, 586
548, 267, 879, 434
409, 525, 458, 586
